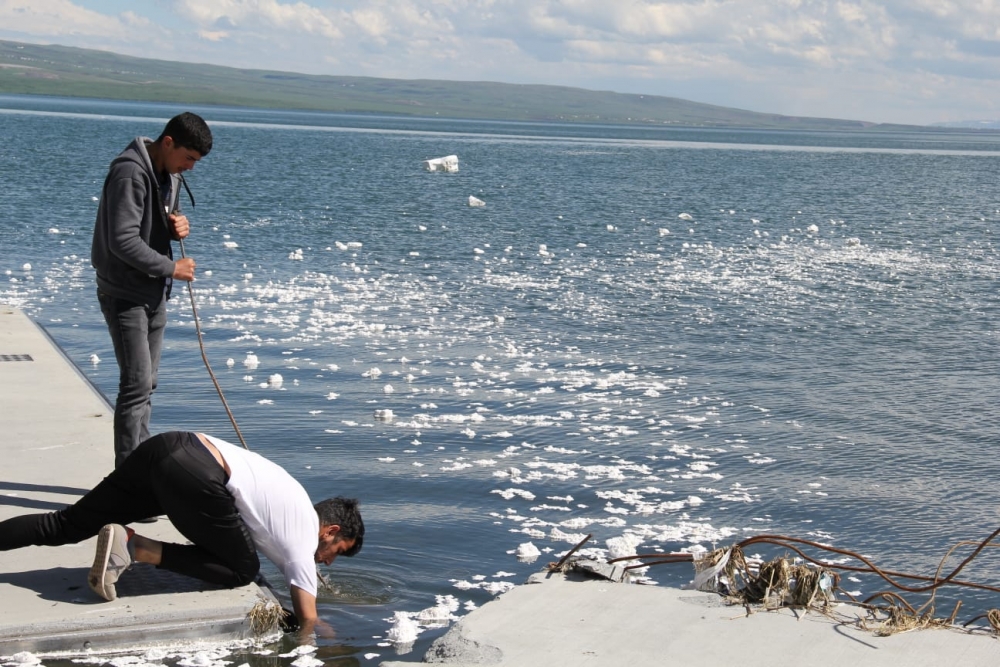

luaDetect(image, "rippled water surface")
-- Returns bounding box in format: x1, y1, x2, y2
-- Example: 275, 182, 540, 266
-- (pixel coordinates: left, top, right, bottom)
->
3, 95, 1000, 664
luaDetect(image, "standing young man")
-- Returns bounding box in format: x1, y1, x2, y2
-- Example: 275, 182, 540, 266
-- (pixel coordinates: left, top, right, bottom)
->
91, 112, 213, 468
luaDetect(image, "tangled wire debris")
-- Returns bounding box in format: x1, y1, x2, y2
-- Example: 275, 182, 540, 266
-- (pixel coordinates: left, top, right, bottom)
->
592, 527, 1000, 637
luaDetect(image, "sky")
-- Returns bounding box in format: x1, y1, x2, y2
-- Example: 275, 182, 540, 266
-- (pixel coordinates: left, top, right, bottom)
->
1, 0, 999, 126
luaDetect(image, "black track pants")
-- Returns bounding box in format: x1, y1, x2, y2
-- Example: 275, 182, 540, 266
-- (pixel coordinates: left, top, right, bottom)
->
0, 431, 259, 587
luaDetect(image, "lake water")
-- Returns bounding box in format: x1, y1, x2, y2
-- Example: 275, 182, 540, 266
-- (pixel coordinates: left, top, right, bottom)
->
3, 94, 1000, 664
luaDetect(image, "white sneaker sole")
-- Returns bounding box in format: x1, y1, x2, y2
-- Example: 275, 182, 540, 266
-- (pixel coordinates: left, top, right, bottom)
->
88, 525, 117, 601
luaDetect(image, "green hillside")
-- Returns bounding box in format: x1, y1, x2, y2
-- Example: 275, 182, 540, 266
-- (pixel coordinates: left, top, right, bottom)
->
0, 39, 876, 130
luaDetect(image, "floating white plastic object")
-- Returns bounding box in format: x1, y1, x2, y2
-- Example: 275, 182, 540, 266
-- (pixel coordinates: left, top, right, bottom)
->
468, 195, 486, 207
425, 155, 459, 172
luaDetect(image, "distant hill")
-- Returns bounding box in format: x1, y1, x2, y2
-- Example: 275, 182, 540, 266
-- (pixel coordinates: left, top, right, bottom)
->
931, 120, 1000, 130
0, 39, 890, 130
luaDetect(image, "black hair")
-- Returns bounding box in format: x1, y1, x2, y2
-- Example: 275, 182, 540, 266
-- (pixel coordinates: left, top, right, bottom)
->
158, 112, 213, 156
314, 496, 365, 557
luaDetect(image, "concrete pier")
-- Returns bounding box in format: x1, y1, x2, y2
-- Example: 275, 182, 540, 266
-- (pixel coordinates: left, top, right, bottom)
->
380, 564, 1000, 667
0, 307, 276, 656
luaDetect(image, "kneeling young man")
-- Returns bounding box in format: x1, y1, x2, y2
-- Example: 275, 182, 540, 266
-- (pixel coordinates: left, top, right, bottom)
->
0, 431, 364, 631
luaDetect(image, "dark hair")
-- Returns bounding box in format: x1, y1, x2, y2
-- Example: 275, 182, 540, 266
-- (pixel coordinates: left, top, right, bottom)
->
158, 112, 213, 156
315, 496, 364, 557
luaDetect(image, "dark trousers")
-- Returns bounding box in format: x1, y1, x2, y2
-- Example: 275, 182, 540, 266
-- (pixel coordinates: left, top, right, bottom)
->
97, 290, 166, 468
0, 432, 259, 587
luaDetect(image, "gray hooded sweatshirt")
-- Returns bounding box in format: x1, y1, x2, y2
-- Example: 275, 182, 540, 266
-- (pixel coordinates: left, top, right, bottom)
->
91, 137, 181, 308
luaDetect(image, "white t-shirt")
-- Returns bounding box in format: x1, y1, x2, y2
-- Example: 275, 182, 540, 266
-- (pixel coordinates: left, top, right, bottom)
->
204, 434, 319, 597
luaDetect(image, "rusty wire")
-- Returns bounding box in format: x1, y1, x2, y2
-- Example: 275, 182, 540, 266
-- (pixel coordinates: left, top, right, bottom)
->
548, 533, 594, 572
737, 531, 1000, 595
603, 527, 1000, 632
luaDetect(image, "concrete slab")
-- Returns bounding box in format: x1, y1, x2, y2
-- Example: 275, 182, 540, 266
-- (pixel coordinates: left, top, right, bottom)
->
0, 307, 278, 656
380, 569, 1000, 667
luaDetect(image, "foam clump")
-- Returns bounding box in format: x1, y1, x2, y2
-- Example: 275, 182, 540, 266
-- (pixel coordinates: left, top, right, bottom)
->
606, 533, 643, 560
176, 651, 229, 667
417, 597, 458, 626
374, 409, 394, 421
278, 646, 322, 666
424, 155, 459, 172
482, 581, 515, 595
386, 611, 420, 644
469, 195, 486, 207
551, 527, 588, 543
492, 488, 535, 501
268, 373, 283, 388
243, 353, 259, 370
678, 212, 694, 220
516, 541, 541, 561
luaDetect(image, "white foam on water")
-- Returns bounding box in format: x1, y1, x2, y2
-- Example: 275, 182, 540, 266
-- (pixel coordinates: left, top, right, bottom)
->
515, 541, 541, 560
385, 611, 420, 644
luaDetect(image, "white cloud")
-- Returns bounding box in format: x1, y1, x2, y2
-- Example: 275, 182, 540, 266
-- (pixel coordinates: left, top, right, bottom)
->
120, 11, 153, 30
0, 0, 132, 38
198, 30, 230, 42
174, 0, 343, 40
350, 8, 392, 40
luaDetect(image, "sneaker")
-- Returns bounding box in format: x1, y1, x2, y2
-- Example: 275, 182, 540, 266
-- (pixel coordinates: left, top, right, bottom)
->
88, 524, 132, 601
